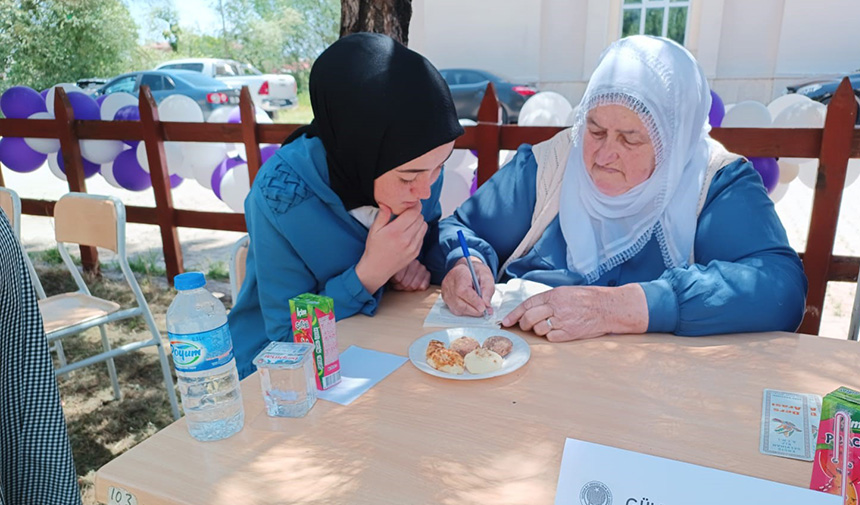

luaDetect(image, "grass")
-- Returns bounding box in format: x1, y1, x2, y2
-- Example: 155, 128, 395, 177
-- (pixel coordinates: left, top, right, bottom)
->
28, 255, 233, 505
127, 249, 167, 277
206, 260, 230, 281
273, 91, 313, 124
30, 247, 80, 266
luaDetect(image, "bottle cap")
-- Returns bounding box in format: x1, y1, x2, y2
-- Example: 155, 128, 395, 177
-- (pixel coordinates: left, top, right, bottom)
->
174, 272, 206, 291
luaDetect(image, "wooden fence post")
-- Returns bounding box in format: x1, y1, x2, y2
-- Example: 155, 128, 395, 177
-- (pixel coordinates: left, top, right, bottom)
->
54, 87, 99, 274
476, 83, 502, 187
239, 87, 263, 185
798, 77, 857, 335
138, 86, 184, 285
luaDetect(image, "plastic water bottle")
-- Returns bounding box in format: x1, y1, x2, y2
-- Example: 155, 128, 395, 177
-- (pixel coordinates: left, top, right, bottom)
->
166, 272, 244, 441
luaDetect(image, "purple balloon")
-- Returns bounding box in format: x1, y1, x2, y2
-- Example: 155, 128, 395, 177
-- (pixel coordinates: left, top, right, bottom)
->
113, 105, 141, 147
113, 149, 152, 191
170, 174, 183, 189
227, 106, 242, 124
40, 88, 50, 101
56, 149, 100, 178
470, 172, 478, 196
95, 95, 108, 107
211, 157, 243, 200
1, 86, 47, 118
709, 90, 725, 128
749, 157, 779, 194
0, 137, 47, 173
260, 145, 279, 165
64, 92, 100, 120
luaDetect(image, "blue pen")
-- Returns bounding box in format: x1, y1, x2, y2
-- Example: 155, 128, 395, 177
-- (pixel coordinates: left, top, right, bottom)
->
457, 230, 489, 318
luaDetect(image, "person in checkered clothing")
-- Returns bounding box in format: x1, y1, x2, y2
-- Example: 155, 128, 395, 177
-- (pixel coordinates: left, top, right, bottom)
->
0, 210, 80, 504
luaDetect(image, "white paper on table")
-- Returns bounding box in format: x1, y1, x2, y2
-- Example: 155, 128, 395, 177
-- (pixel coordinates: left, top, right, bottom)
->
423, 278, 552, 328
555, 438, 838, 505
316, 346, 407, 406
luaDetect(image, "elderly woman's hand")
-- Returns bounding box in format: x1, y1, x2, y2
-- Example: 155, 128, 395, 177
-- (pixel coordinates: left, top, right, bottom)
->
440, 257, 495, 316
501, 284, 649, 341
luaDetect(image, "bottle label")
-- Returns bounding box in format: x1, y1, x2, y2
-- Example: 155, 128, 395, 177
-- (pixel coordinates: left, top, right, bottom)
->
168, 323, 234, 373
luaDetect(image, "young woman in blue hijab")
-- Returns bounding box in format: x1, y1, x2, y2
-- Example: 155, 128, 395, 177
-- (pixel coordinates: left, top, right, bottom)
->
229, 33, 463, 378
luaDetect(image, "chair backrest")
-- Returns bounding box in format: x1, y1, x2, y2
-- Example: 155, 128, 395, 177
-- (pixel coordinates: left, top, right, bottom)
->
54, 193, 122, 253
0, 187, 21, 236
229, 235, 250, 302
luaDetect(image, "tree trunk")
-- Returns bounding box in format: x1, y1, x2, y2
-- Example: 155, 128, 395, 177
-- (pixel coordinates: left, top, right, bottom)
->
340, 0, 412, 46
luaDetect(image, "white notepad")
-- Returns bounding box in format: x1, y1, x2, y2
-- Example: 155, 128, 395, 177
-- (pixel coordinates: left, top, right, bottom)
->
423, 278, 552, 328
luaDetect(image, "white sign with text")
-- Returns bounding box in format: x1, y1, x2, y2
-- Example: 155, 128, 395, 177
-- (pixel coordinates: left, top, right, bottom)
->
555, 438, 838, 505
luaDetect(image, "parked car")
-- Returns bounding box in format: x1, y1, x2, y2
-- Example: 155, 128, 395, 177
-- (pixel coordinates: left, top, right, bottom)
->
787, 72, 860, 124
76, 78, 108, 95
439, 68, 537, 124
93, 70, 240, 120
154, 58, 298, 117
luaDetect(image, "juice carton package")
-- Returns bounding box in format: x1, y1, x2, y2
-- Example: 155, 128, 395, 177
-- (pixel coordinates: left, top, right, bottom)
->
810, 387, 860, 502
289, 293, 341, 390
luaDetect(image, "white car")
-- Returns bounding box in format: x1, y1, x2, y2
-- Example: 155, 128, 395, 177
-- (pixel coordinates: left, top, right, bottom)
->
155, 58, 298, 117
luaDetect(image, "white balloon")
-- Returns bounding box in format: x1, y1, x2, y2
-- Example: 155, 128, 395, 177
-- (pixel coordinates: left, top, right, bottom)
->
255, 109, 273, 124
777, 160, 800, 184
798, 160, 819, 188
500, 149, 515, 166
721, 100, 772, 128
184, 142, 229, 171
100, 92, 138, 121
81, 139, 124, 164
157, 94, 204, 123
772, 101, 827, 164
99, 161, 124, 189
769, 182, 789, 204
439, 167, 472, 217
47, 152, 67, 181
767, 93, 812, 121
24, 112, 61, 153
136, 141, 187, 175
458, 118, 477, 127
848, 159, 860, 187
207, 106, 235, 123
219, 163, 250, 212
518, 91, 573, 126
192, 156, 224, 190
45, 83, 84, 117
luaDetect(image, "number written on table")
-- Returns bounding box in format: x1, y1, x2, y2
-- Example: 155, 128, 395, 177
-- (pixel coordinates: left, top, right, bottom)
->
108, 486, 138, 505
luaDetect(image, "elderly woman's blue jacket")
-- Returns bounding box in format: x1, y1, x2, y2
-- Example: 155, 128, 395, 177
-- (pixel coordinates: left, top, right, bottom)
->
428, 144, 807, 336
228, 135, 443, 379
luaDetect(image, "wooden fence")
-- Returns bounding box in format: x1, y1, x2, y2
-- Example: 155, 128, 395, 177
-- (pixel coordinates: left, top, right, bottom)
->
0, 80, 858, 336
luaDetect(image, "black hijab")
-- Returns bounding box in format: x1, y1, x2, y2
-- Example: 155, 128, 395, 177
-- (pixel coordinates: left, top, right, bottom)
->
284, 32, 463, 210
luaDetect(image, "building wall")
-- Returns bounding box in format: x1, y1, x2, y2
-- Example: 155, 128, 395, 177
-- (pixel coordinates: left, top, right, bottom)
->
410, 0, 859, 107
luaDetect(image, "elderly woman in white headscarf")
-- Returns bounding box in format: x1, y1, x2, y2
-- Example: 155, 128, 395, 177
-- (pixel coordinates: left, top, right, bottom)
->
428, 36, 806, 340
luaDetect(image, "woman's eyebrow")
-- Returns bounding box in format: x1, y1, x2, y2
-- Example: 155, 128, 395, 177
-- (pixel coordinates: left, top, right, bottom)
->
587, 117, 604, 129
396, 167, 433, 174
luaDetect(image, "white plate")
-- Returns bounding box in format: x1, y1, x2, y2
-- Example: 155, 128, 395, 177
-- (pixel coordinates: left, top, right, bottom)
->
408, 327, 531, 380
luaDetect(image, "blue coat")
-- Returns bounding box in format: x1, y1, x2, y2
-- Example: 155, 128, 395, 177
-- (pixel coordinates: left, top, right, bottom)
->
228, 136, 443, 378
427, 144, 807, 336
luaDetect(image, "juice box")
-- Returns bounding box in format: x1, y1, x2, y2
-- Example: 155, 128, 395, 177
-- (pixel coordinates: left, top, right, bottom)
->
289, 293, 341, 390
810, 387, 860, 502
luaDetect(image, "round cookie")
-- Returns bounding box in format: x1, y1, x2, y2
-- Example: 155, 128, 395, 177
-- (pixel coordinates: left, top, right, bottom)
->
482, 335, 513, 357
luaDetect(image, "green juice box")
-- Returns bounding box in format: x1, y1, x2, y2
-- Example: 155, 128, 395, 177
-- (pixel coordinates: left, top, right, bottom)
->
289, 294, 341, 390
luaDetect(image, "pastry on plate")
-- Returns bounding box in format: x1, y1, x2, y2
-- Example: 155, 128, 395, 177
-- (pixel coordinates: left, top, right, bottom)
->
426, 339, 445, 359
464, 348, 503, 374
449, 336, 480, 357
482, 335, 513, 357
427, 348, 465, 375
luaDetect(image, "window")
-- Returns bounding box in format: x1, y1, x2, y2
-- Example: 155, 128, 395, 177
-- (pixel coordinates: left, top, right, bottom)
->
104, 75, 137, 94
621, 0, 689, 45
160, 63, 204, 72
214, 62, 237, 76
141, 74, 166, 91
455, 71, 488, 85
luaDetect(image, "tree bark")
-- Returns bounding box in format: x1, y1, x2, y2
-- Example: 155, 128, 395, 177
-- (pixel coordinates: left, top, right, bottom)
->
340, 0, 412, 46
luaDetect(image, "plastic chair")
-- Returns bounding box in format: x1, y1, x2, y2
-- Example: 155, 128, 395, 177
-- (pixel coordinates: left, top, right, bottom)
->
0, 187, 47, 299
229, 234, 250, 301
43, 192, 180, 419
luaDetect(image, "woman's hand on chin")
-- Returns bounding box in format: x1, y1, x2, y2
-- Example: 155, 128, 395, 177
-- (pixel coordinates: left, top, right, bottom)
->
389, 259, 431, 291
501, 283, 649, 341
